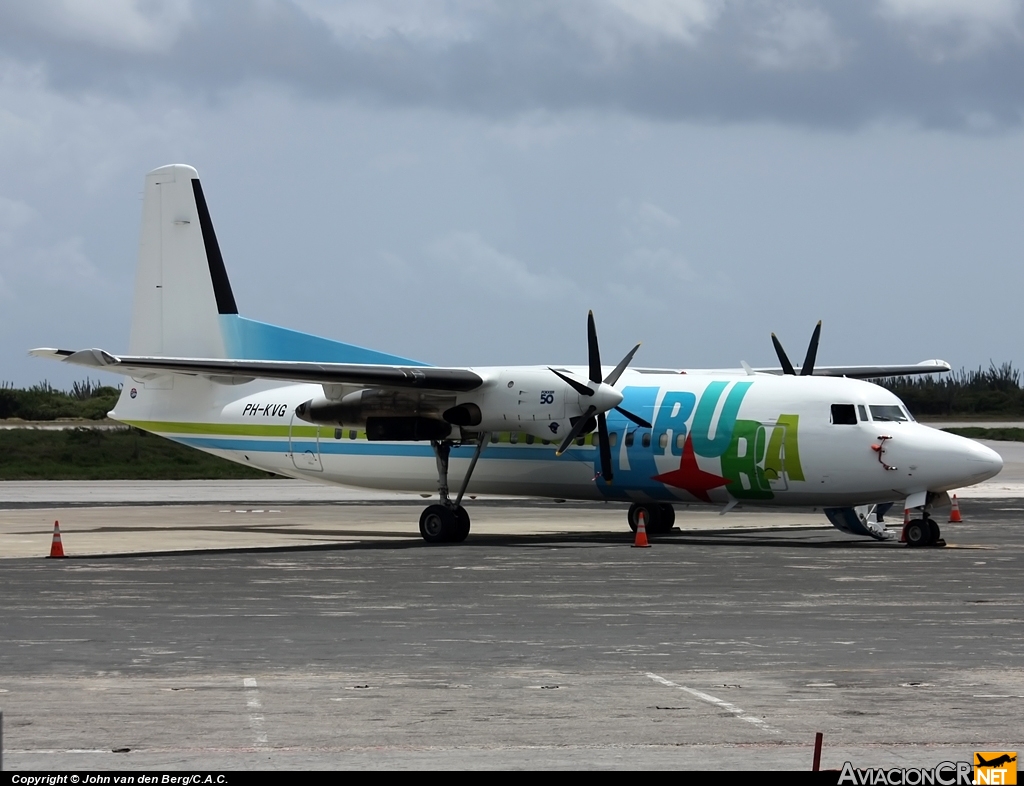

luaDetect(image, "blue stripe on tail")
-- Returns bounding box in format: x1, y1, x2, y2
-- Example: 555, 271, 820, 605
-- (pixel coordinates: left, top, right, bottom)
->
219, 314, 427, 365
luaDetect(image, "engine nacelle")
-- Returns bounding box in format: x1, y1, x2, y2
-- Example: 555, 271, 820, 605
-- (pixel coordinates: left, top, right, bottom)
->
294, 367, 600, 443
295, 389, 443, 427
464, 368, 582, 441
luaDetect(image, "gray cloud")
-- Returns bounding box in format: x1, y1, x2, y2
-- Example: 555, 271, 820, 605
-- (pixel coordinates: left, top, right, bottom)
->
1, 0, 1023, 129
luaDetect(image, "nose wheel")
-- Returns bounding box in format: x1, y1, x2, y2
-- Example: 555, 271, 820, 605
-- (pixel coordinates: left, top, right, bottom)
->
903, 515, 945, 548
419, 434, 487, 544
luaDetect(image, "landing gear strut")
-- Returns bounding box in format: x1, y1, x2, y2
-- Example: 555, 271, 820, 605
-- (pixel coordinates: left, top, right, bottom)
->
419, 434, 488, 544
627, 503, 676, 536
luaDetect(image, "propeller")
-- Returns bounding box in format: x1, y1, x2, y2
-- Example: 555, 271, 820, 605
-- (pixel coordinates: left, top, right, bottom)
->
549, 311, 651, 483
771, 320, 822, 377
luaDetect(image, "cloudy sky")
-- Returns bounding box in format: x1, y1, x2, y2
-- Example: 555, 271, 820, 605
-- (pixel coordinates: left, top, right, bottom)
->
1, 0, 1023, 388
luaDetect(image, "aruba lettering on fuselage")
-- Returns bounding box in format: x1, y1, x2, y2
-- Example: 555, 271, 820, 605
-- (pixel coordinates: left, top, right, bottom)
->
602, 381, 804, 501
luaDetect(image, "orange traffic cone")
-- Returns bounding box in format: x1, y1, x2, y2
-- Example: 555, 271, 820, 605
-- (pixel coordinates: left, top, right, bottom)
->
48, 520, 65, 559
948, 495, 963, 523
899, 508, 910, 543
633, 510, 651, 548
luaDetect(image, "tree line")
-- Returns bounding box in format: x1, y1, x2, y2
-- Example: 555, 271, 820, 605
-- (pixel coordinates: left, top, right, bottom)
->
871, 362, 1024, 417
0, 379, 120, 421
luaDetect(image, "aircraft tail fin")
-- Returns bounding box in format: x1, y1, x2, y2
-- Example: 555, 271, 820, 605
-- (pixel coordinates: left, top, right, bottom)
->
128, 164, 422, 366
129, 164, 235, 359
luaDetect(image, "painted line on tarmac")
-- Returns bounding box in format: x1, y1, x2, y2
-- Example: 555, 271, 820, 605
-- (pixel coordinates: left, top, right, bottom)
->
9, 749, 112, 754
645, 672, 781, 734
243, 677, 269, 749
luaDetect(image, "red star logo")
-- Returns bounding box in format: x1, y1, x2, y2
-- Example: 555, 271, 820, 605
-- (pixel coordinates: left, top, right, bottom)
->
653, 433, 731, 503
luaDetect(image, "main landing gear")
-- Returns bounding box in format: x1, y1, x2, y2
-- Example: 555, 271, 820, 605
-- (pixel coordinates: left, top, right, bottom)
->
419, 434, 488, 544
627, 503, 676, 536
903, 514, 945, 548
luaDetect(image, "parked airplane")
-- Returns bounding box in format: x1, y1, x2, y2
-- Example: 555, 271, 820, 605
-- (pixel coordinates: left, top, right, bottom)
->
32, 165, 1003, 546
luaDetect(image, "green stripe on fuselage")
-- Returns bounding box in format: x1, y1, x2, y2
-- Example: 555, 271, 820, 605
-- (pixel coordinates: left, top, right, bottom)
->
119, 420, 586, 447
121, 420, 313, 437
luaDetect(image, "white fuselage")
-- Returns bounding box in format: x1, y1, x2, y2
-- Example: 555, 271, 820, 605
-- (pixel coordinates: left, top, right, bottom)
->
112, 369, 1003, 509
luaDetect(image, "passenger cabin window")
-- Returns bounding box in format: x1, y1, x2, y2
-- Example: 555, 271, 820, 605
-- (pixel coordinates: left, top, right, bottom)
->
525, 434, 535, 445
609, 432, 618, 447
857, 405, 868, 422
831, 404, 858, 425
641, 432, 652, 448
870, 405, 909, 422
510, 432, 519, 444
490, 433, 500, 444
349, 429, 358, 440
625, 431, 635, 447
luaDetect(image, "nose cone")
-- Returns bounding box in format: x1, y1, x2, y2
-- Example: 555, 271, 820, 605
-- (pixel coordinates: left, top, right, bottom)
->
903, 428, 1005, 491
965, 440, 1003, 483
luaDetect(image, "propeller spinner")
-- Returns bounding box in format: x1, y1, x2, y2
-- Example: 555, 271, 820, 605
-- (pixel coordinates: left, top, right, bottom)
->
549, 311, 651, 483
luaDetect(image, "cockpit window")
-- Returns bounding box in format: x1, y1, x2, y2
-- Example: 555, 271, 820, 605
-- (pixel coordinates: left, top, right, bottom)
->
870, 405, 909, 422
831, 404, 858, 425
857, 405, 869, 422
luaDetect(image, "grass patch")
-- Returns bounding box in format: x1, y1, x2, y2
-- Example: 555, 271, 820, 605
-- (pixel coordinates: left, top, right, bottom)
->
943, 427, 1024, 442
0, 428, 278, 480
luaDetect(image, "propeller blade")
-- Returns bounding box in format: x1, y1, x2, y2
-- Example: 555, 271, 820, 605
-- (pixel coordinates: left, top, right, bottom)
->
555, 405, 597, 455
604, 343, 641, 387
587, 310, 602, 384
771, 333, 796, 376
549, 367, 593, 397
615, 406, 651, 429
597, 412, 613, 483
800, 320, 822, 377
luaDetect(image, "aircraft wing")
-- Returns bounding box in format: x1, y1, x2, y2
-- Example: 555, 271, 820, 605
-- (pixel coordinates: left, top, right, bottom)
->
636, 360, 952, 379
29, 348, 484, 392
754, 360, 952, 378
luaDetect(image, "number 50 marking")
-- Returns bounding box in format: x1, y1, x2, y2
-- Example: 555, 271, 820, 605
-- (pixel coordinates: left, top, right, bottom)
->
540, 390, 554, 405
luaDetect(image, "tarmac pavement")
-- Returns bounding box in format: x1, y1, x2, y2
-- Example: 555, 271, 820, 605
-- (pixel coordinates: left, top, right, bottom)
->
0, 436, 1021, 770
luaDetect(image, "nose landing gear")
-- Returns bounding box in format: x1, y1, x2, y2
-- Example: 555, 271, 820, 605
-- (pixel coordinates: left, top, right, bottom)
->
903, 515, 946, 548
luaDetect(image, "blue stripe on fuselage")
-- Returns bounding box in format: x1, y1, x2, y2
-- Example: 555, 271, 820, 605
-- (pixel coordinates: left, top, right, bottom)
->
174, 435, 595, 462
599, 386, 675, 501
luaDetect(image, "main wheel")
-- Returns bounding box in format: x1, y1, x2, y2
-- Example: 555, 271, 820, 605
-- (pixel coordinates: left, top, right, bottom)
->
452, 506, 471, 543
654, 503, 676, 534
419, 504, 457, 544
905, 519, 930, 548
627, 503, 660, 534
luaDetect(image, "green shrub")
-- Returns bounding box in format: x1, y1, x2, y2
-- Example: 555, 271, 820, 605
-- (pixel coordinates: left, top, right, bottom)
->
873, 363, 1024, 418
